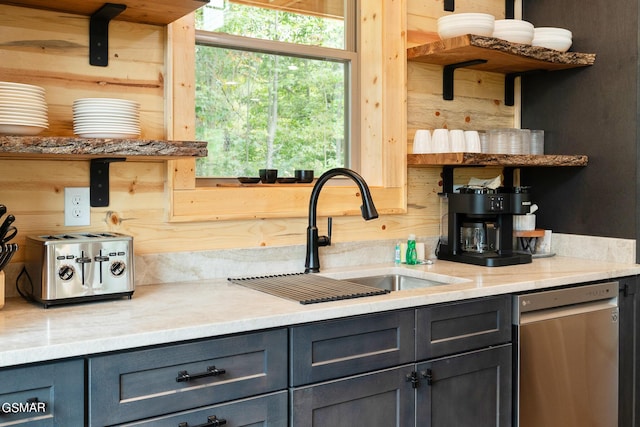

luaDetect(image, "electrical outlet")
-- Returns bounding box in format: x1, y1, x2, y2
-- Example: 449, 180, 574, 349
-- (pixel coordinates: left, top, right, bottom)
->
64, 187, 91, 226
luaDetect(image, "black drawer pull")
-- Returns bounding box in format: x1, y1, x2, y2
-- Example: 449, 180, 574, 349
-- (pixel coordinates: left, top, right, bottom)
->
178, 415, 227, 427
176, 366, 226, 382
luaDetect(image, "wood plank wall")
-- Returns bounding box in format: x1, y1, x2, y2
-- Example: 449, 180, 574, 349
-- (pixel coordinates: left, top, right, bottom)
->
0, 1, 512, 261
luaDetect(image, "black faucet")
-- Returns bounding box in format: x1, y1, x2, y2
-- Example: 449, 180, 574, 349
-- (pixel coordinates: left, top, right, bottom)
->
304, 168, 379, 273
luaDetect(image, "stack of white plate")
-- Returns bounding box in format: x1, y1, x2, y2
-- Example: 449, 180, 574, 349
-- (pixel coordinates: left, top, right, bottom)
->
532, 27, 572, 52
0, 81, 48, 135
73, 98, 140, 138
437, 13, 495, 39
492, 19, 534, 44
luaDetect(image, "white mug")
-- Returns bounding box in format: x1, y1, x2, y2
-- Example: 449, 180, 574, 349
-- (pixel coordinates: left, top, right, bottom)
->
432, 129, 450, 153
449, 130, 465, 152
464, 130, 482, 153
412, 129, 432, 154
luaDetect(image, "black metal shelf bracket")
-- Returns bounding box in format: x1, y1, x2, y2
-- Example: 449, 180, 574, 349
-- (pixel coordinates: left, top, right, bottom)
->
90, 158, 126, 207
90, 3, 127, 67
504, 69, 546, 106
444, 0, 515, 19
443, 59, 488, 101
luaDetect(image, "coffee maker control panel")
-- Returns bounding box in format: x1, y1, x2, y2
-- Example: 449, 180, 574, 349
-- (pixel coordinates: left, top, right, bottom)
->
489, 196, 506, 212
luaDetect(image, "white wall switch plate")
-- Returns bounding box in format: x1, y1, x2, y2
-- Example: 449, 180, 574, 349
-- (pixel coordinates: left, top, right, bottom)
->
64, 187, 91, 226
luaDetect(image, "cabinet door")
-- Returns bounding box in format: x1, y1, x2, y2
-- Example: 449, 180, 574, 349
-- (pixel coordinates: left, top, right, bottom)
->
291, 365, 416, 427
0, 359, 84, 427
416, 295, 511, 360
416, 344, 512, 427
118, 391, 287, 427
290, 309, 415, 386
619, 275, 639, 427
88, 329, 287, 426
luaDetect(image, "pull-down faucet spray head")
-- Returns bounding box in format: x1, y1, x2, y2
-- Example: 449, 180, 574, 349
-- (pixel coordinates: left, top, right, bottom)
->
305, 168, 379, 273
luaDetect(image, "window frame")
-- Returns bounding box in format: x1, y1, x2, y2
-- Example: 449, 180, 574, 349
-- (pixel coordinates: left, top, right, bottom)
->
193, 23, 360, 179
167, 1, 406, 222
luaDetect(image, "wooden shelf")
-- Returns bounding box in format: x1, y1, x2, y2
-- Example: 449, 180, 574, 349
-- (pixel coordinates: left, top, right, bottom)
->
0, 136, 208, 161
408, 35, 596, 72
408, 35, 596, 105
407, 153, 588, 167
1, 0, 208, 26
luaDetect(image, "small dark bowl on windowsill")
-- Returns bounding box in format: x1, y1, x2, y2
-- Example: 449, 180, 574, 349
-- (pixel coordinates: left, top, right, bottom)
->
259, 169, 278, 184
295, 169, 314, 183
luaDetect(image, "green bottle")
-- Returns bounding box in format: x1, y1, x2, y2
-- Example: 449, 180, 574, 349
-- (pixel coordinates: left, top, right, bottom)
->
406, 234, 418, 265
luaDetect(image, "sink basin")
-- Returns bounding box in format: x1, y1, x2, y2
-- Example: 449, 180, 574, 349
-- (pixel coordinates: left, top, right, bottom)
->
344, 274, 453, 291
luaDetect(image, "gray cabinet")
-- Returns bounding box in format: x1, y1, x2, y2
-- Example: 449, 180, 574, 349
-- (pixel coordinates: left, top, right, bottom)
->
88, 329, 287, 426
415, 295, 512, 427
290, 295, 513, 427
619, 276, 640, 427
416, 345, 512, 427
291, 365, 416, 427
0, 359, 84, 426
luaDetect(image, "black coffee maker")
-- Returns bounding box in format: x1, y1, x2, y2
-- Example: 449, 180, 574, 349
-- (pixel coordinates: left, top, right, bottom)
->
437, 186, 532, 267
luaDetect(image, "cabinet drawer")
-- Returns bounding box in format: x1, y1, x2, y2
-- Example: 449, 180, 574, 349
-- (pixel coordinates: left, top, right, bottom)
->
290, 310, 415, 386
89, 329, 287, 426
0, 359, 84, 426
416, 295, 511, 360
119, 391, 288, 427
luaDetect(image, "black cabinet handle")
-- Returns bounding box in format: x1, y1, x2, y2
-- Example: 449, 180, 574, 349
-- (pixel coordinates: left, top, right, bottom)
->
421, 369, 434, 386
178, 415, 227, 427
176, 366, 226, 382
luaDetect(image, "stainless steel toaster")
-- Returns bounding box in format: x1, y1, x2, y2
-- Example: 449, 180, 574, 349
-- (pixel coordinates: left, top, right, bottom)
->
23, 232, 134, 307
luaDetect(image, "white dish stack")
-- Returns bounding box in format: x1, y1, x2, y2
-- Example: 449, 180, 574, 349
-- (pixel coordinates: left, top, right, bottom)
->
532, 27, 573, 52
73, 98, 141, 138
492, 19, 535, 45
437, 13, 495, 39
0, 81, 48, 135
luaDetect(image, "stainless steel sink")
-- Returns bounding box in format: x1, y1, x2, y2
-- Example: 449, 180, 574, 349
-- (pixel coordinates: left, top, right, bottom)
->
344, 274, 453, 291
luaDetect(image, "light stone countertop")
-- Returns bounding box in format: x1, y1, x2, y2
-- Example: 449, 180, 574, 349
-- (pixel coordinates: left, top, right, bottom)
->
1, 256, 639, 368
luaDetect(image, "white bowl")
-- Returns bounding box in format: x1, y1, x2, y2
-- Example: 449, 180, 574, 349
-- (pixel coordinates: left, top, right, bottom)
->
493, 31, 534, 44
532, 36, 572, 52
494, 19, 534, 31
438, 13, 495, 23
437, 13, 495, 38
534, 27, 572, 38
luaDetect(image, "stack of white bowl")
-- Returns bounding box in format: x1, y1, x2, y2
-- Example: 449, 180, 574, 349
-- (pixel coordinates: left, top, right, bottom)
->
532, 27, 572, 52
0, 81, 48, 136
492, 19, 534, 44
437, 13, 495, 39
73, 98, 140, 138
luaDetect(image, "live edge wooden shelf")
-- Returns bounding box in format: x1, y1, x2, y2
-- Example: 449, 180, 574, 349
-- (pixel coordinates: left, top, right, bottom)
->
409, 152, 589, 194
408, 34, 596, 105
0, 136, 208, 161
0, 136, 208, 206
407, 153, 588, 167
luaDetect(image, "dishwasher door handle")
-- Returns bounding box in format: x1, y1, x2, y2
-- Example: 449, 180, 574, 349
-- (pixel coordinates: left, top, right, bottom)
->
519, 299, 618, 324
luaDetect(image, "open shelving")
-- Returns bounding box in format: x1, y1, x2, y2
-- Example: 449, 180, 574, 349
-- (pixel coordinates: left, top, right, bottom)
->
408, 35, 596, 105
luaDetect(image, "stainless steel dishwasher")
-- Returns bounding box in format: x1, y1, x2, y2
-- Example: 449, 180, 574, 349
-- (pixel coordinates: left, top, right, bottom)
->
513, 281, 619, 427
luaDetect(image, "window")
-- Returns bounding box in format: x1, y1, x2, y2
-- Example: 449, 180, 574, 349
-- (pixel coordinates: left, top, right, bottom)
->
194, 0, 357, 179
